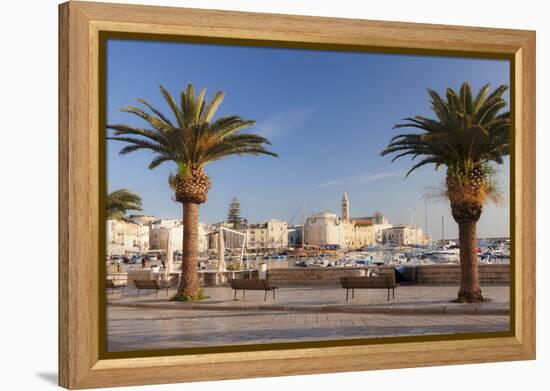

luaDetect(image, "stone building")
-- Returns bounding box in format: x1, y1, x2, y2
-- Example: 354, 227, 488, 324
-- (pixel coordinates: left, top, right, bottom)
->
382, 225, 431, 246
206, 220, 288, 252
287, 224, 303, 248
206, 223, 246, 251
247, 219, 288, 250
304, 210, 375, 249
304, 210, 343, 248
304, 193, 381, 249
149, 219, 183, 252
349, 219, 375, 248
128, 214, 157, 226
351, 211, 392, 243
106, 218, 149, 256
149, 219, 208, 253
341, 192, 350, 221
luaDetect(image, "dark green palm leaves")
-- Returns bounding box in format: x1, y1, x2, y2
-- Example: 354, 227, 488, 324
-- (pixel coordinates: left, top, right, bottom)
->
107, 84, 278, 171
107, 189, 143, 219
381, 82, 510, 177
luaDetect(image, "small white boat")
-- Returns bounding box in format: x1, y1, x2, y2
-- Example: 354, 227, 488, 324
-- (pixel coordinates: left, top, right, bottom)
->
424, 248, 460, 263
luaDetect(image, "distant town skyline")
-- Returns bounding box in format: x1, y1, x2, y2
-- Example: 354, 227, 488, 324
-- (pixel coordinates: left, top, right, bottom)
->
106, 39, 510, 239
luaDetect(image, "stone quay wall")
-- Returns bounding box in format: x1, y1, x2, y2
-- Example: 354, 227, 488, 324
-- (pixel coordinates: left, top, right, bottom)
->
126, 269, 154, 282
265, 264, 509, 286
198, 270, 259, 287
106, 272, 128, 286
123, 268, 260, 287
266, 267, 367, 285
112, 264, 509, 287
410, 264, 509, 285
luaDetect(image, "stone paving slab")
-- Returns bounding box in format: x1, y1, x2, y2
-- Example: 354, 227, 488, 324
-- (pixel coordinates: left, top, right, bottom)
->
106, 306, 510, 352
107, 284, 510, 315
108, 301, 509, 315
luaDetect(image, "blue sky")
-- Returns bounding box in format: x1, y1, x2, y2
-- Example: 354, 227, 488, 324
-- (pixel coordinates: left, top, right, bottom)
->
106, 39, 510, 239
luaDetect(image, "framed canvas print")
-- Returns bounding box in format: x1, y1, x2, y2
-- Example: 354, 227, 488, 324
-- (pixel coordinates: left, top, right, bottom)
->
58, 1, 536, 389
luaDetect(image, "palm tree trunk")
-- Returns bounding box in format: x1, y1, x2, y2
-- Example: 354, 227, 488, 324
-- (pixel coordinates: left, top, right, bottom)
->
456, 220, 483, 303
176, 202, 201, 298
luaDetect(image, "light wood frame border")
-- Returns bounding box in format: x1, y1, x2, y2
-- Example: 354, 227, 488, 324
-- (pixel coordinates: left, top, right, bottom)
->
59, 1, 536, 389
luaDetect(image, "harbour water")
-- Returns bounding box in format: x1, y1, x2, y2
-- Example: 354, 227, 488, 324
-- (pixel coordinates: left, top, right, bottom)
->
217, 240, 510, 270
113, 239, 510, 272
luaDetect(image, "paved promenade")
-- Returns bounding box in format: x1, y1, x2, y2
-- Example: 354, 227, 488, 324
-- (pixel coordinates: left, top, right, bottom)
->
107, 284, 510, 315
106, 284, 510, 352
107, 306, 509, 351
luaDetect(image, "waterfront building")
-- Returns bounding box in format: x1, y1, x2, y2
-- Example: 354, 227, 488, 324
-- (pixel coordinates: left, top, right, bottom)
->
128, 214, 157, 226
245, 223, 267, 250
247, 219, 288, 250
207, 230, 220, 251
149, 219, 183, 252
341, 192, 350, 221
370, 211, 392, 243
304, 210, 343, 247
304, 194, 383, 249
106, 218, 149, 255
304, 210, 376, 249
149, 219, 209, 253
349, 218, 375, 248
382, 225, 431, 246
351, 211, 392, 243
206, 219, 288, 251
342, 194, 391, 245
287, 224, 303, 248
266, 219, 288, 249
207, 222, 246, 250
197, 223, 209, 253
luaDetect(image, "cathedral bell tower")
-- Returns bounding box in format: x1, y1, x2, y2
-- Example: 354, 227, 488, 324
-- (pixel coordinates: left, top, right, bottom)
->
341, 192, 350, 221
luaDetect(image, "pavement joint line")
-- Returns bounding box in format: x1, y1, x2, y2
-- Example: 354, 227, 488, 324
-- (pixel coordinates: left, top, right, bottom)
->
107, 301, 509, 315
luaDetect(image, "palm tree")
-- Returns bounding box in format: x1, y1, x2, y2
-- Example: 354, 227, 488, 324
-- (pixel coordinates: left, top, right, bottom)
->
107, 189, 143, 220
108, 84, 277, 300
381, 82, 510, 303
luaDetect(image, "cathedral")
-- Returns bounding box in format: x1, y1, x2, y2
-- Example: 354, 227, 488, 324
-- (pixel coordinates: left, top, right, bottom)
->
303, 192, 382, 249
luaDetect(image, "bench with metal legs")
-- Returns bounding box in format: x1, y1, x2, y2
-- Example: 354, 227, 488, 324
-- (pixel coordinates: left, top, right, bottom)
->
341, 276, 397, 302
134, 279, 169, 297
230, 279, 278, 301
106, 279, 126, 295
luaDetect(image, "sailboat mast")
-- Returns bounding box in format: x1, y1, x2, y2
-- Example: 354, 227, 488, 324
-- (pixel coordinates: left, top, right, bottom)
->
424, 199, 428, 235
441, 215, 445, 246
301, 203, 305, 248
416, 208, 419, 245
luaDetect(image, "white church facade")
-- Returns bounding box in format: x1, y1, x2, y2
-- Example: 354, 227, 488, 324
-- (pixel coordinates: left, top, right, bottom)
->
304, 193, 380, 249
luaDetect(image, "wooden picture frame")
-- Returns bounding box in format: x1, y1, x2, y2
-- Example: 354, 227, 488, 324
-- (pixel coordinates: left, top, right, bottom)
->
59, 1, 536, 389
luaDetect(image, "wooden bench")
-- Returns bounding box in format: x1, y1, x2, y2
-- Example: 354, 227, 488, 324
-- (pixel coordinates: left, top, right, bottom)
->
106, 279, 126, 295
340, 276, 397, 301
134, 279, 169, 297
229, 279, 279, 301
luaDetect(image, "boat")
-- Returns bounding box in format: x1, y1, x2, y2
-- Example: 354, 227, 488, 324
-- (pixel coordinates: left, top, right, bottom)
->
422, 247, 460, 263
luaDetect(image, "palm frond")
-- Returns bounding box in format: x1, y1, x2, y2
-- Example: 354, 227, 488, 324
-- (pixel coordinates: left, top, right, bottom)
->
159, 85, 185, 129
201, 91, 225, 123
106, 189, 143, 219
381, 82, 510, 181
107, 83, 277, 174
